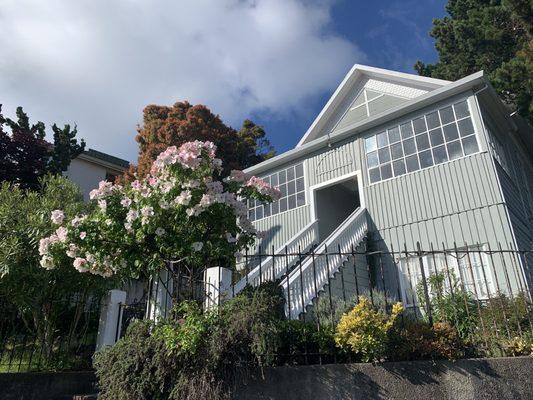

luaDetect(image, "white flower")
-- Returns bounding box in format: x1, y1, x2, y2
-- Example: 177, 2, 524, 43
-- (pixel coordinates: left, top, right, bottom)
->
38, 237, 51, 256
141, 206, 154, 217
55, 226, 68, 242
80, 231, 87, 240
155, 227, 165, 236
124, 222, 133, 232
186, 208, 195, 217
191, 242, 203, 251
126, 209, 139, 222
105, 219, 113, 226
159, 199, 170, 209
40, 256, 54, 270
98, 200, 107, 212
70, 215, 87, 227
51, 210, 64, 225
225, 232, 237, 243
66, 244, 79, 258
73, 257, 89, 273
175, 190, 192, 206
120, 197, 132, 207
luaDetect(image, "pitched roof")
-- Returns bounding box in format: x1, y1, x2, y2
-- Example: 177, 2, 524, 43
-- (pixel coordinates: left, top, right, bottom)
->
245, 68, 488, 175
78, 148, 130, 170
297, 64, 451, 146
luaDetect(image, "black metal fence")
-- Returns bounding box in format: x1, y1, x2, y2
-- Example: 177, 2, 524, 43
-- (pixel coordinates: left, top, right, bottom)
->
0, 295, 102, 373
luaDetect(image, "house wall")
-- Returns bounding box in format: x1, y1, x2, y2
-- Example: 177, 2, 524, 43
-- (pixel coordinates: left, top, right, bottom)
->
480, 105, 533, 287
359, 92, 527, 296
65, 158, 113, 200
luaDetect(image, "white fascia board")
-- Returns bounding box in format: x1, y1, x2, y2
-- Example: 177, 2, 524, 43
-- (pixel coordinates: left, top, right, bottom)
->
245, 71, 486, 176
295, 64, 451, 148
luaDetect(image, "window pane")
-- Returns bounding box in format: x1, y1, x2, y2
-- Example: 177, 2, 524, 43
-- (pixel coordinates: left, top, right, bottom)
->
447, 140, 463, 160
443, 123, 459, 141
278, 170, 286, 184
271, 201, 279, 215
457, 118, 475, 137
248, 208, 255, 221
287, 166, 295, 181
454, 100, 470, 119
296, 177, 304, 192
403, 138, 416, 155
416, 133, 430, 151
263, 203, 271, 217
377, 131, 388, 148
393, 159, 406, 176
413, 117, 427, 134
388, 126, 401, 143
400, 122, 413, 139
288, 195, 296, 209
429, 127, 445, 147
462, 135, 479, 155
405, 155, 420, 172
432, 145, 448, 164
369, 167, 381, 183
287, 180, 296, 195
270, 174, 278, 187
256, 206, 263, 220
378, 147, 391, 163
280, 197, 288, 212
390, 142, 404, 160
365, 136, 377, 153
296, 192, 305, 207
439, 106, 455, 124
295, 163, 304, 178
426, 111, 440, 129
367, 151, 379, 168
263, 175, 270, 185
380, 163, 393, 180
279, 183, 287, 197
419, 150, 434, 168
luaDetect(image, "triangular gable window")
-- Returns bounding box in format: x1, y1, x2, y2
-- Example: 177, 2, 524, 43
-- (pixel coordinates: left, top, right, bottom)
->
335, 89, 407, 131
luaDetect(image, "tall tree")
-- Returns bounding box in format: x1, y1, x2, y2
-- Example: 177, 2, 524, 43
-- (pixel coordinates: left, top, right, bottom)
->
0, 105, 85, 190
415, 0, 532, 123
125, 101, 274, 180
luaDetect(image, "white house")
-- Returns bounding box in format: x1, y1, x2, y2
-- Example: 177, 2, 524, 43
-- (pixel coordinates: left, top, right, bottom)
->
230, 64, 533, 319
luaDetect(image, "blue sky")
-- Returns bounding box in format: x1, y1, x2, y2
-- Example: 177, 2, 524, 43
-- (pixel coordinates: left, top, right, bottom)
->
251, 0, 447, 154
0, 0, 448, 162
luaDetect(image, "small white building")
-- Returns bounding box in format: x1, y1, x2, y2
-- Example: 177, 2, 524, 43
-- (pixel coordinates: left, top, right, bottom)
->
65, 148, 130, 200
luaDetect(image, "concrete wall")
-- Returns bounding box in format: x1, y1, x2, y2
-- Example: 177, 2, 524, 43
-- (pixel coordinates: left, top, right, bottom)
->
233, 357, 533, 400
0, 371, 96, 400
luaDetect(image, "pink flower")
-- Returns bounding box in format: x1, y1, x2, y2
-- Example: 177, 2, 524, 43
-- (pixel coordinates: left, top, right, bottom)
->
80, 232, 87, 240
73, 257, 89, 273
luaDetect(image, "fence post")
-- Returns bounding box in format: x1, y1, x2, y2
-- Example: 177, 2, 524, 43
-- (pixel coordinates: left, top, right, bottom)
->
204, 266, 232, 310
96, 289, 127, 351
417, 242, 433, 325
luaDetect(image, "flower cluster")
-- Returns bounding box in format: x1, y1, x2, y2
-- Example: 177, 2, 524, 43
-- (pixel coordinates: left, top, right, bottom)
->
39, 141, 280, 279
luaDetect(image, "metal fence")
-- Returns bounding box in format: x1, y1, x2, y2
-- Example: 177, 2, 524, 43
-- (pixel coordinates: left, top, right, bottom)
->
0, 295, 102, 373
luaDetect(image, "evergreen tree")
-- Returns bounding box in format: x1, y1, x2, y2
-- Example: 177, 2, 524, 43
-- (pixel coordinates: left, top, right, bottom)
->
415, 0, 532, 123
0, 105, 85, 190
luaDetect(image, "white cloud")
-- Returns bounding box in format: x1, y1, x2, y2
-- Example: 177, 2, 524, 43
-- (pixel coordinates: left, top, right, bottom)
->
0, 0, 363, 160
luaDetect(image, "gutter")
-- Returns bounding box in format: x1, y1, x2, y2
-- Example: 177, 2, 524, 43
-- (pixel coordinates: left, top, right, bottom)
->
245, 71, 486, 175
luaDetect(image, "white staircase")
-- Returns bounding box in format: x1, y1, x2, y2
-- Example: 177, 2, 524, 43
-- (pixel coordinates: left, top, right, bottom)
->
281, 207, 368, 318
233, 220, 319, 295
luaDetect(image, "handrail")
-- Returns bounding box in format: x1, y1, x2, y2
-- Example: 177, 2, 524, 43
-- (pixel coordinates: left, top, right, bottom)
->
232, 219, 319, 295
281, 207, 368, 318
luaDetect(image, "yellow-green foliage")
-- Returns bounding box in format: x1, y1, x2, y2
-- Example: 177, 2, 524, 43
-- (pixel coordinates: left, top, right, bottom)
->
334, 297, 403, 362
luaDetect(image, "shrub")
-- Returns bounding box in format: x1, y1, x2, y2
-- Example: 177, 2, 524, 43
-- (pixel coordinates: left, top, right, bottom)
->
334, 296, 403, 362
275, 320, 337, 365
94, 282, 285, 400
387, 319, 465, 361
503, 332, 533, 357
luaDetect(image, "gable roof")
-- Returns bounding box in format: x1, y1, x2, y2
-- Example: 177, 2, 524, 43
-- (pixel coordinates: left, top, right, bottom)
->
77, 148, 130, 171
245, 69, 488, 176
296, 64, 451, 147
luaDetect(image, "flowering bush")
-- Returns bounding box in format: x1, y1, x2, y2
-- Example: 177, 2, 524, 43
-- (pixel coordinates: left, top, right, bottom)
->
334, 297, 403, 362
39, 141, 280, 279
